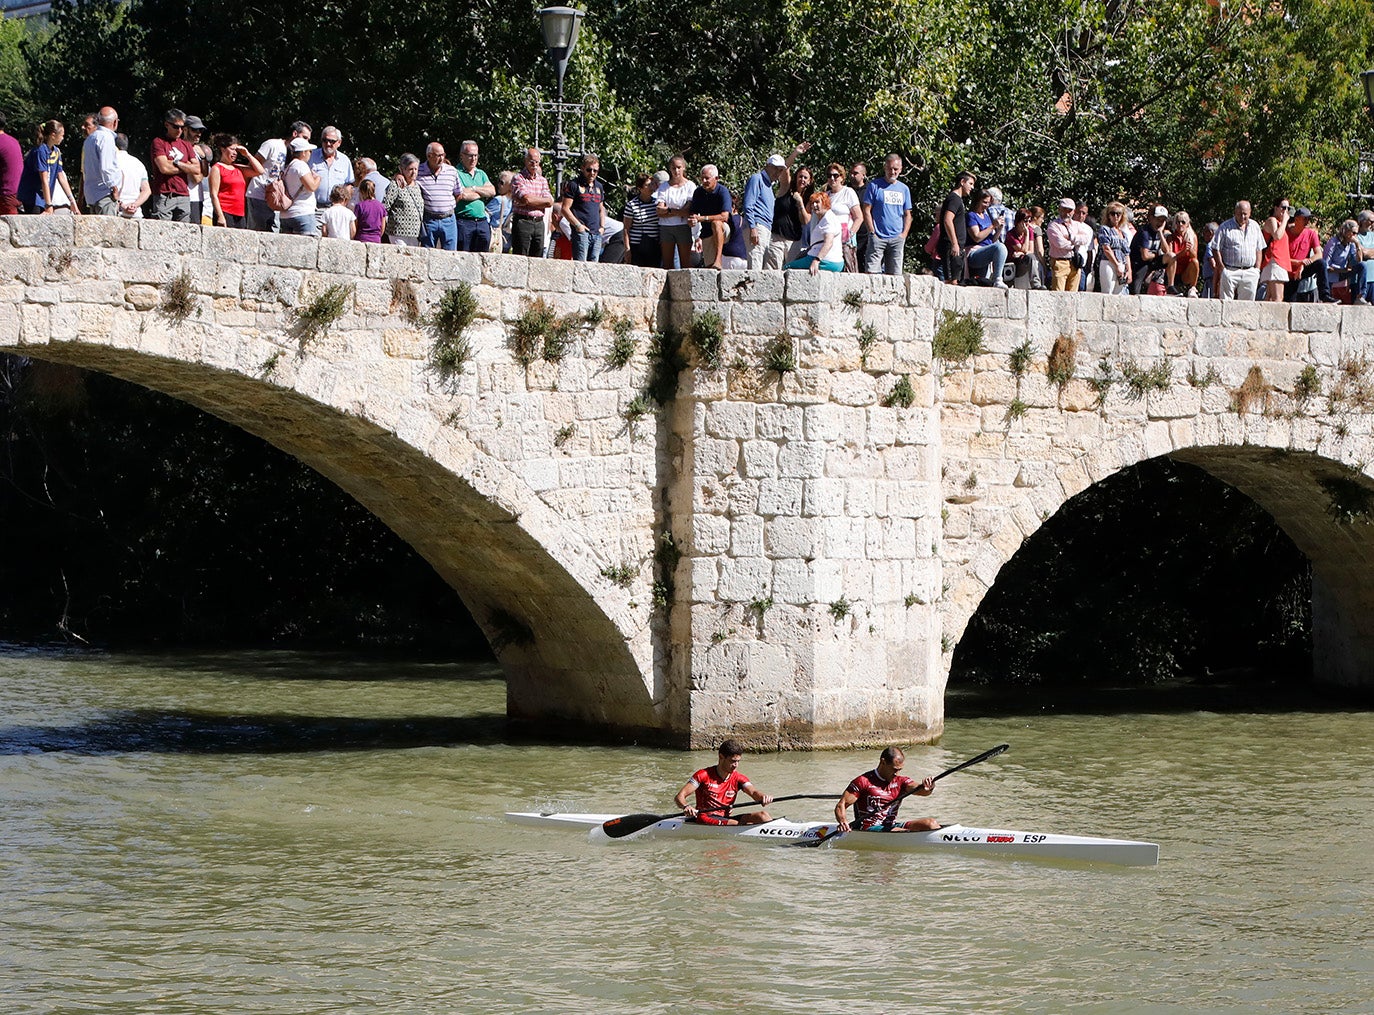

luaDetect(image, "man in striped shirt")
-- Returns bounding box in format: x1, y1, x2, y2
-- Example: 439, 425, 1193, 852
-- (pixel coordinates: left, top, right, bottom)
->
417, 142, 461, 251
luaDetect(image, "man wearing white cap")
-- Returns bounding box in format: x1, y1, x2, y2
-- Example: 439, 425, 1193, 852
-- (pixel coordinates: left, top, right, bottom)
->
742, 143, 808, 270
1045, 198, 1093, 291
1129, 205, 1172, 295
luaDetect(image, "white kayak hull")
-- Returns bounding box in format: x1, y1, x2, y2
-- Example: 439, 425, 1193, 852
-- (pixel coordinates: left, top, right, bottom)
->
503, 812, 1159, 867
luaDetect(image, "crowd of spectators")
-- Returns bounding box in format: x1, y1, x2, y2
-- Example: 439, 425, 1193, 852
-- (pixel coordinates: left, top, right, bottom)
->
3, 106, 1374, 305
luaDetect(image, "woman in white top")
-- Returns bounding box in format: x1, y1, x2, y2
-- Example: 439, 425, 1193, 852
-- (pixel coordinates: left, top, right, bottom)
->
280, 138, 322, 236
822, 162, 862, 272
783, 192, 844, 274
655, 156, 697, 269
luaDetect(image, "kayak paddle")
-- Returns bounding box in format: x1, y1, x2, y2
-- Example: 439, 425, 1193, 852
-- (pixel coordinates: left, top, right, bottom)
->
599, 793, 837, 840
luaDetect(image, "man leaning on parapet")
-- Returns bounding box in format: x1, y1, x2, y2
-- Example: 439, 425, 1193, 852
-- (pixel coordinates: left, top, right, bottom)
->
82, 107, 122, 216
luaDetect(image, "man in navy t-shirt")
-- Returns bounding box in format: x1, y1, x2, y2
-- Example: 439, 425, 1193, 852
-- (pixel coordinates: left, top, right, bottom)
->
560, 154, 606, 261
689, 164, 732, 269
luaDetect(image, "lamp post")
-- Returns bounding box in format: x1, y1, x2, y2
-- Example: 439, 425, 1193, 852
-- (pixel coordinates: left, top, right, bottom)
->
1351, 69, 1374, 208
536, 5, 586, 207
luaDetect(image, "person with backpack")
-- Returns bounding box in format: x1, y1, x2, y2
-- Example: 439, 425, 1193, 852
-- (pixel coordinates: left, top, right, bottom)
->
244, 120, 311, 232
279, 138, 322, 236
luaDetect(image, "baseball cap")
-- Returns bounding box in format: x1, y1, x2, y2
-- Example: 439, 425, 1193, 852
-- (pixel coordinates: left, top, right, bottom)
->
289, 137, 317, 152
184, 115, 205, 130
652, 170, 669, 184
766, 154, 786, 168
1294, 207, 1313, 218
1152, 205, 1167, 218
1058, 198, 1075, 210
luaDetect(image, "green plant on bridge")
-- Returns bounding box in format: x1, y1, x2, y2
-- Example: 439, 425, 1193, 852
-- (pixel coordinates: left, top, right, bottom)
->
1232, 365, 1272, 416
1009, 339, 1034, 378
764, 334, 797, 375
690, 311, 726, 370
623, 393, 655, 422
1292, 365, 1321, 407
606, 317, 637, 369
932, 311, 985, 364
1119, 358, 1172, 401
882, 374, 915, 409
828, 596, 852, 621
1320, 471, 1374, 525
511, 296, 558, 366
856, 321, 879, 368
428, 282, 478, 381
292, 283, 353, 347
1005, 397, 1028, 423
1088, 357, 1116, 408
600, 561, 639, 588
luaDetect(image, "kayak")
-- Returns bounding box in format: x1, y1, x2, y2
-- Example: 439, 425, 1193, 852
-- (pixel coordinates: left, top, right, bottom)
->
502, 811, 1160, 867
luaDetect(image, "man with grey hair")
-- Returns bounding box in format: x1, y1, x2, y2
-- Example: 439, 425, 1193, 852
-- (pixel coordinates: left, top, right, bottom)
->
688, 163, 732, 269
81, 106, 122, 215
509, 147, 553, 257
1322, 218, 1361, 301
454, 139, 496, 252
307, 126, 354, 227
1211, 200, 1266, 301
350, 156, 389, 209
1355, 210, 1374, 305
148, 108, 201, 221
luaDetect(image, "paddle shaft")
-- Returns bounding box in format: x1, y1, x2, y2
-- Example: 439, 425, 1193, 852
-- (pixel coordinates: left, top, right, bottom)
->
927, 743, 1009, 787
599, 793, 834, 840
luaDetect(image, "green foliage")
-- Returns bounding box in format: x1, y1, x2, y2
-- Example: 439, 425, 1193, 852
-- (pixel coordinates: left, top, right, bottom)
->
1293, 365, 1321, 406
554, 423, 575, 446
623, 393, 654, 422
763, 334, 796, 375
882, 374, 915, 409
606, 324, 637, 370
828, 596, 852, 621
904, 592, 924, 608
1089, 356, 1116, 407
0, 16, 38, 130
932, 311, 984, 364
511, 297, 557, 367
543, 313, 579, 363
1005, 397, 1028, 422
690, 311, 726, 371
1009, 339, 1034, 378
842, 290, 864, 311
428, 283, 478, 381
1188, 363, 1222, 389
1119, 358, 1172, 401
646, 329, 686, 405
600, 562, 639, 588
855, 321, 879, 366
259, 350, 282, 377
291, 283, 352, 347
582, 303, 606, 327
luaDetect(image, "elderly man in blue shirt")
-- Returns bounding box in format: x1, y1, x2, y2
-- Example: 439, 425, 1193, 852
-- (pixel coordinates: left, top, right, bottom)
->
741, 143, 809, 270
82, 107, 122, 215
307, 125, 354, 228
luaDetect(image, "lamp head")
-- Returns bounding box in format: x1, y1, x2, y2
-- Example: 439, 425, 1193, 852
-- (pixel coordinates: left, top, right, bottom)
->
1362, 68, 1374, 117
539, 6, 585, 92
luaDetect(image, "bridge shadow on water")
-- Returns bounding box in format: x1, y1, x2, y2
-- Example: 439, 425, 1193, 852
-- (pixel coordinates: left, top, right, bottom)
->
947, 672, 1374, 719
0, 710, 518, 755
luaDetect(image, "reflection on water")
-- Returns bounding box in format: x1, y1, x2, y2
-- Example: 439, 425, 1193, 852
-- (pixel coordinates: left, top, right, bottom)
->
2, 649, 1373, 1014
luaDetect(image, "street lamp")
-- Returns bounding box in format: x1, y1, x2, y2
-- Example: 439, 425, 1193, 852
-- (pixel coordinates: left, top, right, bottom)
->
1350, 69, 1374, 208
536, 5, 586, 212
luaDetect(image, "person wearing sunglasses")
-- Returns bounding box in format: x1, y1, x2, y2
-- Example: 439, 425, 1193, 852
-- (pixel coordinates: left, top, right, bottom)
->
822, 162, 862, 272
148, 108, 202, 221
560, 154, 606, 261
307, 127, 354, 231
1259, 199, 1293, 302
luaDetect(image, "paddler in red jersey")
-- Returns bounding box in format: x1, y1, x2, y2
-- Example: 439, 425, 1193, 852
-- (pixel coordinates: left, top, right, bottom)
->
674, 738, 775, 825
834, 746, 941, 833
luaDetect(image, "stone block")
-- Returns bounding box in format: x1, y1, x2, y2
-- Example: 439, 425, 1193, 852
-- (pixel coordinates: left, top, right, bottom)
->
202, 226, 261, 265
951, 284, 1009, 319
783, 269, 823, 303
667, 268, 721, 304
429, 250, 483, 283
115, 249, 181, 284
732, 300, 785, 335
527, 257, 575, 294
74, 216, 140, 249
720, 270, 784, 303
1290, 303, 1342, 333
704, 400, 755, 439
0, 249, 44, 284
1186, 299, 1223, 328
316, 237, 368, 276
366, 242, 427, 281
573, 260, 641, 297
756, 403, 805, 439
139, 219, 204, 254
7, 214, 75, 247
260, 233, 319, 269
757, 477, 803, 516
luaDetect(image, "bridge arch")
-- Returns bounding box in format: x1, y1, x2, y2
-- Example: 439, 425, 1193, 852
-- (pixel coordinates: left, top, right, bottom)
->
0, 215, 674, 739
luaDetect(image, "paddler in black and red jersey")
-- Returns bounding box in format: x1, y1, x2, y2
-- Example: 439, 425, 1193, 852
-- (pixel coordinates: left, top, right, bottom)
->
834, 746, 942, 833
674, 738, 775, 825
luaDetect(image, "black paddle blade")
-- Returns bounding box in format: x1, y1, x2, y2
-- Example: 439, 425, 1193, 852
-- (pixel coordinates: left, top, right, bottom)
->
599, 813, 672, 839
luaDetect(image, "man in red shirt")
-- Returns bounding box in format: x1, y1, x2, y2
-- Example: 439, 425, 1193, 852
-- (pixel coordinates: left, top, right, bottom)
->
834, 747, 939, 833
1286, 208, 1337, 304
674, 739, 774, 825
148, 108, 202, 222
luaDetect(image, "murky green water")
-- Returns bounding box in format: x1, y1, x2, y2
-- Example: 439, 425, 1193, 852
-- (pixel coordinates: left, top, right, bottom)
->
2, 648, 1372, 1014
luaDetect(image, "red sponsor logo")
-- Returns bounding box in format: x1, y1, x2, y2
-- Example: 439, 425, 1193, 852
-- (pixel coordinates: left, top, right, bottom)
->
987, 835, 1015, 843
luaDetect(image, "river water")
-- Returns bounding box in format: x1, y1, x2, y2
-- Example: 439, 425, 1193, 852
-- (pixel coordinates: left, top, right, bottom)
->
2, 648, 1372, 1014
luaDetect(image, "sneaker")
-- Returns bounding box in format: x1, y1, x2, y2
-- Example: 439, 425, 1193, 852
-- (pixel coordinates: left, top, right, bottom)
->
1321, 295, 1339, 303
1185, 287, 1198, 298
1355, 295, 1371, 306
993, 279, 1009, 290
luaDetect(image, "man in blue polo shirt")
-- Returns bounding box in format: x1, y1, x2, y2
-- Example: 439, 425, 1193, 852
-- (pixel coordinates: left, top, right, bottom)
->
861, 153, 913, 276
742, 154, 786, 270
307, 126, 354, 230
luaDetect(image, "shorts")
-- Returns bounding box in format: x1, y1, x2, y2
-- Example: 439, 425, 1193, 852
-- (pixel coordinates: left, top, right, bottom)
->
689, 812, 733, 826
660, 223, 692, 248
1260, 261, 1289, 283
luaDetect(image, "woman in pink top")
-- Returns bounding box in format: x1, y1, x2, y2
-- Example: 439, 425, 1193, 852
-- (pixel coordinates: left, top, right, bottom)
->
1260, 200, 1293, 302
209, 134, 263, 228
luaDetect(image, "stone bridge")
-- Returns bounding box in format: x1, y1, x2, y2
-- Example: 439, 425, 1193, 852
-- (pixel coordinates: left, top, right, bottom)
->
3, 214, 1373, 748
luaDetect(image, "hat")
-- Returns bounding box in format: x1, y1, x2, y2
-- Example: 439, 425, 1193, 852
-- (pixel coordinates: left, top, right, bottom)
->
1152, 205, 1167, 218
1294, 207, 1313, 218
766, 153, 786, 168
289, 137, 317, 152
652, 170, 669, 183
1058, 198, 1075, 211
184, 115, 205, 130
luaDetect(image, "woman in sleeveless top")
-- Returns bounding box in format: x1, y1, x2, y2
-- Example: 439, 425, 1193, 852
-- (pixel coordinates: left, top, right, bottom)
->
1260, 201, 1292, 302
209, 134, 263, 228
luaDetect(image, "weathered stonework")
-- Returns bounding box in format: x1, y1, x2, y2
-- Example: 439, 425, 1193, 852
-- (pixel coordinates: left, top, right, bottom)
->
3, 215, 1374, 748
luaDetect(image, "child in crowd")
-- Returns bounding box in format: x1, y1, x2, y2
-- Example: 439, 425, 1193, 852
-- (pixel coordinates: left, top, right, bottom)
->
321, 185, 355, 239
353, 179, 386, 243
